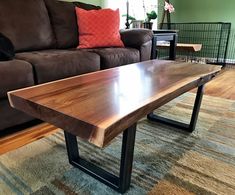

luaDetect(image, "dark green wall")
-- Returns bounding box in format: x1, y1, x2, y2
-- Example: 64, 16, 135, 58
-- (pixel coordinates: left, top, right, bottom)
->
158, 0, 235, 61
159, 0, 235, 30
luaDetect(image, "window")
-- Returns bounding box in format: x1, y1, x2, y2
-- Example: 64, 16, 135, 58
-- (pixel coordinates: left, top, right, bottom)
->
103, 0, 158, 29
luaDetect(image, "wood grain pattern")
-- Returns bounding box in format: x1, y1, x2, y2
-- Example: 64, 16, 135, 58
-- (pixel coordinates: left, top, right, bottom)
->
0, 123, 58, 155
158, 43, 202, 52
8, 60, 221, 147
204, 68, 235, 99
191, 68, 235, 100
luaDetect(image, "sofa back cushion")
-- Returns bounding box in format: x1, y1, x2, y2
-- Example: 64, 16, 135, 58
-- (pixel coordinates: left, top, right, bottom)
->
44, 0, 101, 49
44, 0, 77, 49
73, 2, 101, 10
0, 0, 56, 52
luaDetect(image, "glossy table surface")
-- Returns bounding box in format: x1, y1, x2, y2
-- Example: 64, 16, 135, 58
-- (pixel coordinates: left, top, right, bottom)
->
8, 60, 221, 147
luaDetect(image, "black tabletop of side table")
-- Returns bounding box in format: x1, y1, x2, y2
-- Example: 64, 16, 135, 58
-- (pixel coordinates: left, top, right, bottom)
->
151, 30, 178, 60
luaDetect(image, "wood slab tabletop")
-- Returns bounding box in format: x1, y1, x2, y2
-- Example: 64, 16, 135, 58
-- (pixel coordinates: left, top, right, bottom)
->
8, 60, 221, 147
158, 43, 202, 52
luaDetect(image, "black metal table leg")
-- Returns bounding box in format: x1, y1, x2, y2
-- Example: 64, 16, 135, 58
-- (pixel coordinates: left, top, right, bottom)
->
64, 123, 137, 193
169, 33, 178, 60
151, 36, 157, 59
147, 85, 204, 132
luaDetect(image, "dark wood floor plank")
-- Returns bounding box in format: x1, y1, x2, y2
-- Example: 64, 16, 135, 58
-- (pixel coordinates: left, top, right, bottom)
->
0, 123, 58, 155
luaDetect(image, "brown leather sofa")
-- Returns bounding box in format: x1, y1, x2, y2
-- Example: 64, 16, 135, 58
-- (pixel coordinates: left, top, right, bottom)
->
0, 0, 153, 134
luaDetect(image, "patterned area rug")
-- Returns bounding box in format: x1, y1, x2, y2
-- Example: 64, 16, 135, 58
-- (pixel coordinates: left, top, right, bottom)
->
0, 93, 235, 195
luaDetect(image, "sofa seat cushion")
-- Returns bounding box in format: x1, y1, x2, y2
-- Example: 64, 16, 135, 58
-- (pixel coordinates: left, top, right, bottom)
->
0, 60, 34, 99
16, 50, 100, 84
0, 99, 34, 131
85, 48, 140, 69
0, 0, 56, 52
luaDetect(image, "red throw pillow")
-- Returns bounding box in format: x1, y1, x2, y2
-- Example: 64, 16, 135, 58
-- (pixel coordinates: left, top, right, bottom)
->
75, 7, 124, 49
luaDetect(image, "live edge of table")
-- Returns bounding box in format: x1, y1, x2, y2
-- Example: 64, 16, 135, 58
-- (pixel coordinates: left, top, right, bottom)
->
8, 60, 222, 193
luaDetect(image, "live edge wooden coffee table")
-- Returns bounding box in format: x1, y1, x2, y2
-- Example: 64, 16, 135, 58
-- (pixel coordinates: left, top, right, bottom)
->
8, 60, 221, 193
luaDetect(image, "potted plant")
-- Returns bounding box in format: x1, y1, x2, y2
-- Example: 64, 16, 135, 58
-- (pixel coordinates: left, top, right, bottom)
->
143, 10, 157, 29
122, 14, 136, 28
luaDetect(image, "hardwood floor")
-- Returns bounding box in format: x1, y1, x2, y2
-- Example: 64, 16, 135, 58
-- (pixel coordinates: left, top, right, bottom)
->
0, 68, 234, 155
204, 68, 235, 100
190, 68, 235, 99
0, 123, 58, 155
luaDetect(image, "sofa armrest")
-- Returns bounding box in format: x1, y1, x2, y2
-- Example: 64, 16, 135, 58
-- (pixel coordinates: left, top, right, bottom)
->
0, 60, 34, 99
120, 29, 153, 48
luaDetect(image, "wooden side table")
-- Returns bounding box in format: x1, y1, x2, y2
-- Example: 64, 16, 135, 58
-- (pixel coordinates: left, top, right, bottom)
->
157, 43, 202, 52
151, 30, 178, 60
